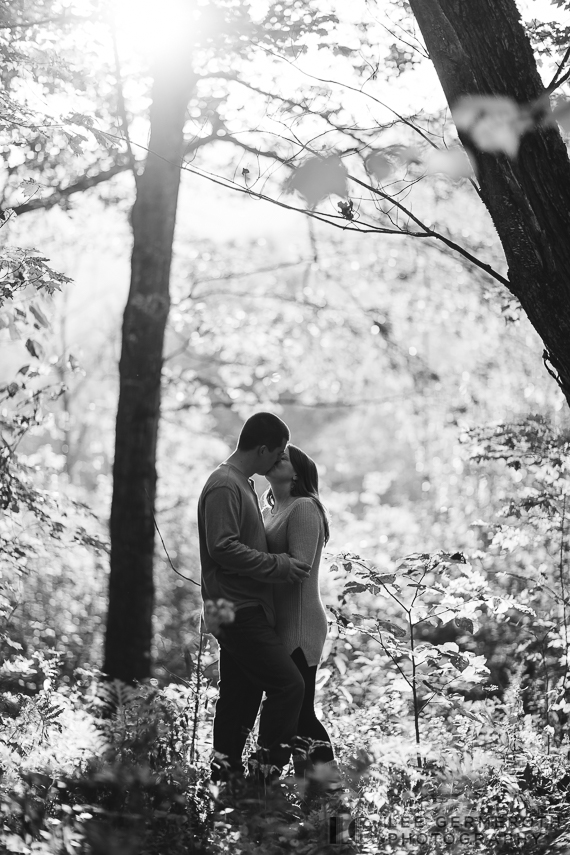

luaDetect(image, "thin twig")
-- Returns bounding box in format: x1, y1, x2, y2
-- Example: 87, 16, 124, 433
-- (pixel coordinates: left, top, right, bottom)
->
190, 620, 205, 764
145, 488, 200, 586
546, 44, 570, 93
559, 495, 569, 693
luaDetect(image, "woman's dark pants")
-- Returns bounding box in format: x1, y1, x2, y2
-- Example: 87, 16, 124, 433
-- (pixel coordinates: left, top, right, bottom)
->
290, 646, 335, 774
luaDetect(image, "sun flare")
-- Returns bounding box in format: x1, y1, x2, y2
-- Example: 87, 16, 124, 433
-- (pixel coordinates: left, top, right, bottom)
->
111, 0, 202, 62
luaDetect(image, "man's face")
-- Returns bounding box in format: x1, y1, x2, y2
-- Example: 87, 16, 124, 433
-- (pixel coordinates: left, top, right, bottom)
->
256, 439, 287, 476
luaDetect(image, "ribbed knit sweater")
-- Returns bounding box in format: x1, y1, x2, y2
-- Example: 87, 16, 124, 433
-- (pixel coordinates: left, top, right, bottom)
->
263, 497, 327, 666
198, 463, 292, 632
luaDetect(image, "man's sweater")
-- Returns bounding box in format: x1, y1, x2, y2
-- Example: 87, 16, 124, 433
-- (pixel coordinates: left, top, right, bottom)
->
263, 497, 327, 666
198, 463, 291, 631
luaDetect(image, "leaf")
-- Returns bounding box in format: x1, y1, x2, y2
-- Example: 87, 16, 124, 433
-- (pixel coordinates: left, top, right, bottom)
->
315, 668, 331, 690
454, 616, 475, 634
334, 654, 347, 675
333, 45, 354, 57
447, 552, 467, 563
440, 641, 460, 653
400, 552, 430, 564
328, 606, 351, 628
377, 619, 407, 638
344, 581, 368, 593
421, 678, 444, 696
445, 652, 470, 671
452, 95, 530, 158
399, 145, 422, 165
20, 178, 41, 198
426, 148, 473, 179
365, 150, 392, 182
29, 304, 49, 328
446, 694, 486, 722
8, 316, 19, 340
25, 338, 43, 359
373, 573, 396, 585
285, 155, 348, 206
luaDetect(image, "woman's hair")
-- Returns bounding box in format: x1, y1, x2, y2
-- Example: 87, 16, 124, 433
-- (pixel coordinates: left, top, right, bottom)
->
265, 444, 330, 544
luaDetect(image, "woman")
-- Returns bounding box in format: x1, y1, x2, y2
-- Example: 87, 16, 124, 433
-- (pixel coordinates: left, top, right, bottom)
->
263, 444, 338, 787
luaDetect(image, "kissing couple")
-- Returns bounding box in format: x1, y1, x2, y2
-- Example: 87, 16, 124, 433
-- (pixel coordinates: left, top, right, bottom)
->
197, 412, 340, 794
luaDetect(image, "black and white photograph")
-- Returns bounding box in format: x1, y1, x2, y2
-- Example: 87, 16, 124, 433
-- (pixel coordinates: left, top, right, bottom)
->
2, 0, 570, 852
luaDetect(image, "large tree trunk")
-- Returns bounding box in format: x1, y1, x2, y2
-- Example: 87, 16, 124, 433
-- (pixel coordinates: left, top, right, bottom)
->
103, 55, 196, 682
409, 0, 570, 403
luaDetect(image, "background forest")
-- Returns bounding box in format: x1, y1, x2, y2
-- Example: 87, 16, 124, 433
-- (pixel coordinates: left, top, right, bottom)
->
3, 0, 570, 852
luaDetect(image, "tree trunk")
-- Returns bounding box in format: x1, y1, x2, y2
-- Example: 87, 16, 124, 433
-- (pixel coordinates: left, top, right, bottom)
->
103, 55, 196, 682
409, 0, 570, 403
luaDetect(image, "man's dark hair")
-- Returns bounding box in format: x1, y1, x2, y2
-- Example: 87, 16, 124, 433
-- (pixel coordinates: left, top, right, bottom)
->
237, 412, 290, 452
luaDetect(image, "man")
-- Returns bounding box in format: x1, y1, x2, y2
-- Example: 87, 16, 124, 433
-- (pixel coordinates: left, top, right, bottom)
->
198, 412, 311, 783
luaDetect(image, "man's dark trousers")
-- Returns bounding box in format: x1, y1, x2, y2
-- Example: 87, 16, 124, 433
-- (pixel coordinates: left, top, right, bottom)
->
212, 604, 305, 779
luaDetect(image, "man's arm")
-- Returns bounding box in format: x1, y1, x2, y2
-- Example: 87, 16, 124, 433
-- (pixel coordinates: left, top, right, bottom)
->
203, 486, 308, 582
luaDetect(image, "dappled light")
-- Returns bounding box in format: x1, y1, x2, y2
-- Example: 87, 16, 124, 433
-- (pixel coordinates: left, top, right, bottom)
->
2, 0, 570, 852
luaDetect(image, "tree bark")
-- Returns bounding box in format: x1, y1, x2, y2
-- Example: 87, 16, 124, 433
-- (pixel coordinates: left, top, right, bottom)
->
409, 0, 570, 403
103, 55, 196, 682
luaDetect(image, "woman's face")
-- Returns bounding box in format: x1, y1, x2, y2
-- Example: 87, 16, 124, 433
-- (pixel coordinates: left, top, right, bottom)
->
266, 448, 297, 487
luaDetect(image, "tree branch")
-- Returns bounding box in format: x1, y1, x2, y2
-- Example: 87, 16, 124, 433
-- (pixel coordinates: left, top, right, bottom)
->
347, 172, 510, 287
2, 121, 227, 221
198, 72, 393, 145
546, 44, 570, 94
2, 162, 132, 218
164, 135, 512, 288
248, 44, 442, 150
183, 259, 309, 296
6, 111, 508, 291
188, 87, 506, 286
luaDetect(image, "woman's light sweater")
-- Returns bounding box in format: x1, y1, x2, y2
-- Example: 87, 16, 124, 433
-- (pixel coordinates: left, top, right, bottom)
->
263, 497, 328, 667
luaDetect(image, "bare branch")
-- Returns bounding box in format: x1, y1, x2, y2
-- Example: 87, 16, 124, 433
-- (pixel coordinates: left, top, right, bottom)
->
546, 44, 570, 94
347, 172, 510, 287
248, 44, 442, 150
127, 128, 509, 287
6, 108, 508, 291
2, 162, 132, 218
377, 19, 429, 60
184, 259, 309, 293
201, 70, 427, 148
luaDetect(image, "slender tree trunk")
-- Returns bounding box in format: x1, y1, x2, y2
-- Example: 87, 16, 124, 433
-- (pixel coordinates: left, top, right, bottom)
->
103, 54, 196, 682
409, 0, 570, 403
